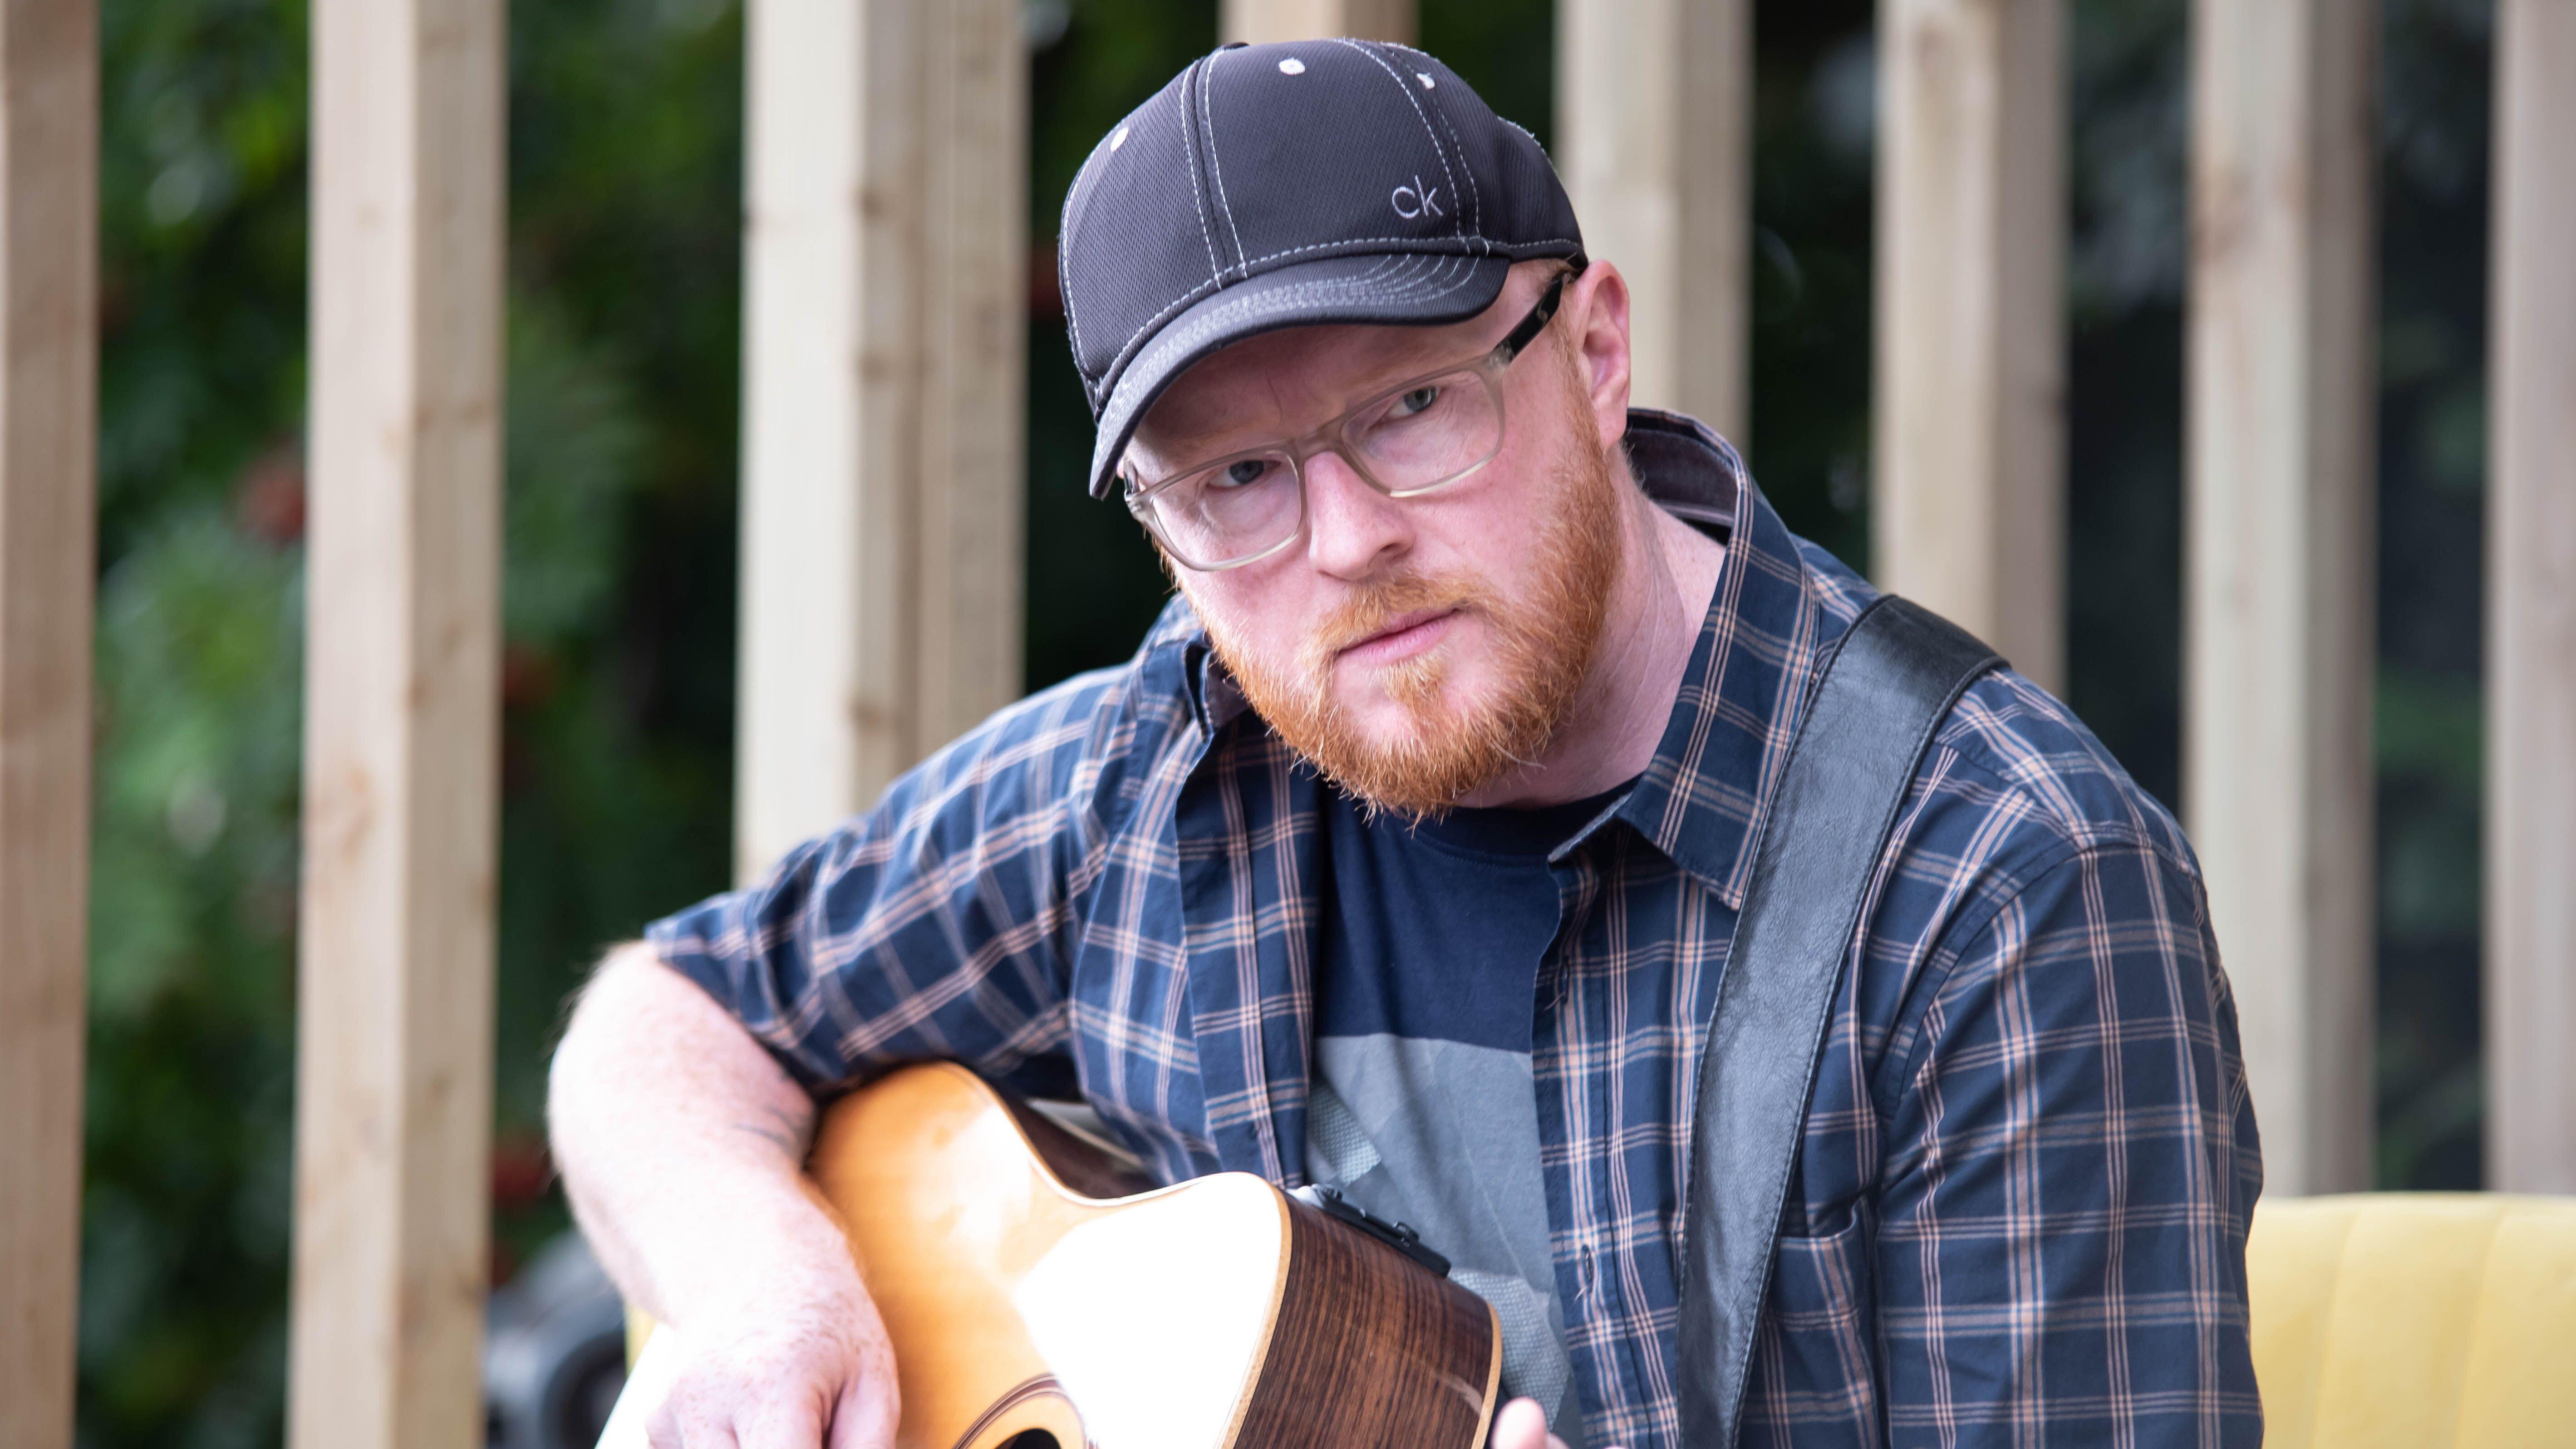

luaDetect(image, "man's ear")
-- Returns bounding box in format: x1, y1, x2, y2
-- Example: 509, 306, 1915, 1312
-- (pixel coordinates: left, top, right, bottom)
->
1563, 260, 1635, 452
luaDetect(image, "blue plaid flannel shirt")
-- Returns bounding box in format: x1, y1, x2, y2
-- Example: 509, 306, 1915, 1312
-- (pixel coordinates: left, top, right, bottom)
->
650, 411, 2265, 1448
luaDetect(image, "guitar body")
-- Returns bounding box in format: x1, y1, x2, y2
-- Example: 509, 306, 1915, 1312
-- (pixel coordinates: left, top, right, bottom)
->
600, 1062, 1500, 1449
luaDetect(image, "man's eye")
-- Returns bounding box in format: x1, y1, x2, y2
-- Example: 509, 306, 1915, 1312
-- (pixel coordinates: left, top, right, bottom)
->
1391, 385, 1441, 418
1214, 458, 1272, 489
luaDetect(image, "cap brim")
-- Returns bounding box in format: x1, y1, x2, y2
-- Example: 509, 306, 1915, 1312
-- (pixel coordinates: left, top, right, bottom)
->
1087, 251, 1515, 499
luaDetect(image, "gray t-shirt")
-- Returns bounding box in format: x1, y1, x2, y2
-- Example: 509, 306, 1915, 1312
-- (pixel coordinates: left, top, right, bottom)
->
1305, 783, 1629, 1446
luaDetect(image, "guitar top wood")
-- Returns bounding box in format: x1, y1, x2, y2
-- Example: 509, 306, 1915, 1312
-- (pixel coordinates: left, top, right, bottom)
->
600, 1061, 1500, 1449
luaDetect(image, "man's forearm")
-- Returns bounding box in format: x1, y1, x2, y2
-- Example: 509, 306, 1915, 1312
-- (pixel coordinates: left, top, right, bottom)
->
548, 943, 858, 1326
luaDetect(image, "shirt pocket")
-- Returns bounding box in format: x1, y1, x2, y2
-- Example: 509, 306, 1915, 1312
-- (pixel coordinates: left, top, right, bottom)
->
1743, 1211, 1881, 1446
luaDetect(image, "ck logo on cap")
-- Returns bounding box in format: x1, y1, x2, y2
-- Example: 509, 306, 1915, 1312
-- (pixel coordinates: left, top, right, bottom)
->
1391, 175, 1444, 220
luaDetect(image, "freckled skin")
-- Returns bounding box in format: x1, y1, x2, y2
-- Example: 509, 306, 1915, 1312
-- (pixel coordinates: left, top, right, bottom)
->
1135, 260, 1724, 817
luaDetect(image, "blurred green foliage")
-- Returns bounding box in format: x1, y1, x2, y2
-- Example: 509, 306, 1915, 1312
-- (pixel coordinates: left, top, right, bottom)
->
2373, 0, 2492, 1191
85, 2, 309, 1440
79, 0, 2495, 1442
86, 0, 747, 1439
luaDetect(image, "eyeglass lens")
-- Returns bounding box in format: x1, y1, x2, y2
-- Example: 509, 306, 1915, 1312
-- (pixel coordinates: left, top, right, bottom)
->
1138, 367, 1504, 568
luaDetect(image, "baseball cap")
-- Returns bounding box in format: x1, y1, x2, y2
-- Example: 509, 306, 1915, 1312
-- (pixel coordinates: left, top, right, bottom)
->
1057, 39, 1585, 499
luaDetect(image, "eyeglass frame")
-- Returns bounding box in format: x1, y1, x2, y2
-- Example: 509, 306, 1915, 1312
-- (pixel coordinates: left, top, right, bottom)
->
1120, 258, 1588, 572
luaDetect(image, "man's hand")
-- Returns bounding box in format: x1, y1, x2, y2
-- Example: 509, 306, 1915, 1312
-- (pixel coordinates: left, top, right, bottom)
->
554, 946, 900, 1448
642, 1280, 900, 1449
1490, 1396, 1579, 1449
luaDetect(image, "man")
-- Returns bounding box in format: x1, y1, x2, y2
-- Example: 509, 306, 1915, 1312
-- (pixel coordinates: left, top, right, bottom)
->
551, 39, 2263, 1449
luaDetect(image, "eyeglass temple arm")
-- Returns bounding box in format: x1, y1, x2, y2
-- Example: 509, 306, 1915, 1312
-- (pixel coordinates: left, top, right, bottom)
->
1491, 255, 1588, 366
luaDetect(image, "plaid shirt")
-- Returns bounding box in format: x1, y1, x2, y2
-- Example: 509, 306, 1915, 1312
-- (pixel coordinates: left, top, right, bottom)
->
651, 411, 2264, 1448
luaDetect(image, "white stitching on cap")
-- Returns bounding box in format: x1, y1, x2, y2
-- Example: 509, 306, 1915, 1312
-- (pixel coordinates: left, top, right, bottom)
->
1059, 126, 1123, 378
1412, 69, 1484, 240
1332, 38, 1460, 235
1154, 256, 1442, 360
1098, 238, 1579, 381
1125, 253, 1485, 375
1201, 51, 1248, 280
1063, 241, 1087, 381
1328, 39, 1464, 242
1232, 233, 1575, 270
1182, 58, 1221, 283
1421, 92, 1482, 239
1501, 116, 1551, 159
1119, 255, 1469, 384
1105, 275, 1231, 382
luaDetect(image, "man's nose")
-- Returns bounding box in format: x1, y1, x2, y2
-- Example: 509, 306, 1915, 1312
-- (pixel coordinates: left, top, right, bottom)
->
1301, 449, 1410, 580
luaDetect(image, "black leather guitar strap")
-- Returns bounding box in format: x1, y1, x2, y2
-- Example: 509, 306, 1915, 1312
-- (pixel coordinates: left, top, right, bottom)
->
1674, 596, 2001, 1445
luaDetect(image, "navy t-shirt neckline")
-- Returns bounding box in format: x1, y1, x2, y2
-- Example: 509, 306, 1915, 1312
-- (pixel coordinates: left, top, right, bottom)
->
1393, 781, 1633, 861
1312, 779, 1637, 1052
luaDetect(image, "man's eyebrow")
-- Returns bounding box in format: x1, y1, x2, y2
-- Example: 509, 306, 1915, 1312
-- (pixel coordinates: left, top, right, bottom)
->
1135, 391, 1283, 462
1138, 317, 1487, 461
1131, 412, 1243, 464
1355, 328, 1467, 379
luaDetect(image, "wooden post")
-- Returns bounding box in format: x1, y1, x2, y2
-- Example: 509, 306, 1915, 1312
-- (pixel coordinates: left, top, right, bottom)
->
0, 4, 98, 1448
2487, 0, 2576, 1195
290, 0, 504, 1443
1872, 0, 2067, 693
1220, 0, 1415, 46
2183, 0, 2376, 1197
1557, 0, 1752, 443
735, 0, 1027, 881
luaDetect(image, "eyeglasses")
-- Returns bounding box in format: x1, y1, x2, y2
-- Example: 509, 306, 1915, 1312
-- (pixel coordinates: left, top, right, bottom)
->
1122, 263, 1583, 572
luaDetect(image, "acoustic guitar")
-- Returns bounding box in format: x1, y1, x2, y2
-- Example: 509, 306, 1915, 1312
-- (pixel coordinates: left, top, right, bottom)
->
598, 1061, 1501, 1448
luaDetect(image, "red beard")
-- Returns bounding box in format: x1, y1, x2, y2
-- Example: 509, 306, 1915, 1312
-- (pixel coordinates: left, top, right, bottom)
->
1196, 367, 1623, 819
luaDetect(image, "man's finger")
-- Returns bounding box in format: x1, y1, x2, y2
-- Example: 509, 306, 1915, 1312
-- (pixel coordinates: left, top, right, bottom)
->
1489, 1396, 1550, 1449
824, 1372, 901, 1449
735, 1393, 828, 1449
646, 1392, 744, 1449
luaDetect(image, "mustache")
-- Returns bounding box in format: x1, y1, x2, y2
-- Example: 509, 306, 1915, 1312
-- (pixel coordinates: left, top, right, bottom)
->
1301, 570, 1494, 670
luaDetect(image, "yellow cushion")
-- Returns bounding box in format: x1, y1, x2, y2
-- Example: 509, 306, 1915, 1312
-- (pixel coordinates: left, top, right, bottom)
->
2248, 1192, 2576, 1448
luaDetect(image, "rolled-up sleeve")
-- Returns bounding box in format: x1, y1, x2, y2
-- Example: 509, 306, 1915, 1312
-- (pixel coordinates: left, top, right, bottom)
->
646, 671, 1135, 1096
1873, 841, 2265, 1447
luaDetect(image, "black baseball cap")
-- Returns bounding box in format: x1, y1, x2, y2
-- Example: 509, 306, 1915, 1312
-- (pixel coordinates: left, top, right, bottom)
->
1057, 39, 1585, 500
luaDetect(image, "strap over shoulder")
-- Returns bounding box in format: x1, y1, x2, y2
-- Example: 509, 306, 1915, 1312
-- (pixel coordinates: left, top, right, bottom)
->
1674, 595, 2002, 1445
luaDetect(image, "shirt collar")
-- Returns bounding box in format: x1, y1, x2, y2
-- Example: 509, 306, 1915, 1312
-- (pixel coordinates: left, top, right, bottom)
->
1608, 410, 1829, 908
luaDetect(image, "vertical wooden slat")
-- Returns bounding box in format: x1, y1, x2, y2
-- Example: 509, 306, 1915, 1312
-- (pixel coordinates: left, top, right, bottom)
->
1220, 0, 1416, 46
2486, 0, 2576, 1195
737, 0, 905, 881
290, 0, 505, 1443
1872, 0, 2067, 693
736, 0, 1027, 882
1558, 0, 1752, 443
0, 4, 98, 1447
916, 0, 1027, 757
2183, 0, 2376, 1197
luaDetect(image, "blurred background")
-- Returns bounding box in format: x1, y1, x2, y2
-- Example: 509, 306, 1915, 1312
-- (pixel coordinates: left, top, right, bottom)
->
81, 0, 2490, 1442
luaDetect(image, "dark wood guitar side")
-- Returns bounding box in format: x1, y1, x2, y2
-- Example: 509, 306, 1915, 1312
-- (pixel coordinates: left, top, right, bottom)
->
600, 1061, 1500, 1449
